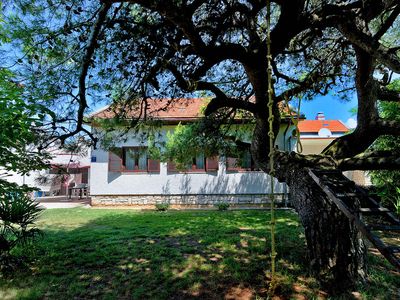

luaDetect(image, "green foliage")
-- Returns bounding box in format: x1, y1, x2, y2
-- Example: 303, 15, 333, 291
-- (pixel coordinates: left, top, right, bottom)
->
154, 202, 170, 211
147, 121, 251, 169
369, 168, 400, 215
162, 123, 203, 169
394, 188, 400, 215
349, 107, 357, 117
0, 192, 43, 261
372, 186, 400, 216
214, 202, 230, 211
0, 67, 48, 269
370, 80, 400, 214
0, 68, 50, 175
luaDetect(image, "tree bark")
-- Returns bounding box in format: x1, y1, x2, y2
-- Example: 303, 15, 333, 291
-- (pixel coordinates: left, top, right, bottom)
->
251, 117, 368, 291
285, 167, 367, 292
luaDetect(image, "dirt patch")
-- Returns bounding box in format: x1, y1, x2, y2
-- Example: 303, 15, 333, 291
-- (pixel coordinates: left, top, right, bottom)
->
224, 286, 253, 300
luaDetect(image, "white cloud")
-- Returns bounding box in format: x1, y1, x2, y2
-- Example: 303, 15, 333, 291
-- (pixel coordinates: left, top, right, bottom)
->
345, 118, 357, 129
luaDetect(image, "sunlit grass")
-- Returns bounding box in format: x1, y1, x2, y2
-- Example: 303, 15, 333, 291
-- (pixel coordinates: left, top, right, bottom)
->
0, 209, 398, 299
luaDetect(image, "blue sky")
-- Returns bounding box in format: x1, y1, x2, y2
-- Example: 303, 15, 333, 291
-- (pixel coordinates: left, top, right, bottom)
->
300, 94, 357, 126
301, 72, 399, 127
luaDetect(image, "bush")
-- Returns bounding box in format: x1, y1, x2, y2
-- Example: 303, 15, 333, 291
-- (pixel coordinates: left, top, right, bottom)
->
0, 192, 43, 265
215, 202, 230, 211
372, 185, 400, 216
155, 203, 170, 211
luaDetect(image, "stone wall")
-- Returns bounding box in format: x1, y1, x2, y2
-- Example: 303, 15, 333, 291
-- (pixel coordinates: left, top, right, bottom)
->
91, 193, 288, 208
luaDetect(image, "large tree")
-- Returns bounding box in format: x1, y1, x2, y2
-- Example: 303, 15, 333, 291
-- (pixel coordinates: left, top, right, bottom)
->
5, 0, 400, 291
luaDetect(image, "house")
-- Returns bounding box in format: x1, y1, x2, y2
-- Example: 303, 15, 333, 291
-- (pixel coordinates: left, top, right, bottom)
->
5, 149, 90, 197
296, 112, 371, 186
296, 112, 349, 154
89, 98, 299, 208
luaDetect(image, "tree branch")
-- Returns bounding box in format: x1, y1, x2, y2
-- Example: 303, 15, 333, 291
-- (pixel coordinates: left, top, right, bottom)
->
374, 4, 400, 40
321, 118, 400, 160
269, 0, 307, 56
338, 150, 400, 171
58, 2, 112, 144
204, 97, 257, 116
103, 0, 250, 66
275, 71, 324, 102
271, 61, 302, 85
378, 86, 400, 102
339, 21, 400, 73
374, 119, 400, 136
163, 60, 227, 99
273, 149, 400, 174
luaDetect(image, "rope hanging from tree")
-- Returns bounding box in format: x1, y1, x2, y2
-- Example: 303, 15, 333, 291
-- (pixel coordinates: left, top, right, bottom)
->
266, 0, 277, 286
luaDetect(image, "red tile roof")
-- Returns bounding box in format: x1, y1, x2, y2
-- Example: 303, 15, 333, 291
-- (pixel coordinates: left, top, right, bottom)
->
90, 98, 299, 122
91, 98, 205, 121
298, 120, 349, 133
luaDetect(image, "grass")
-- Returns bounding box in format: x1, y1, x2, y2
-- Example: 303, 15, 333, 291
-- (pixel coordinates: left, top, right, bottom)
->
0, 208, 399, 299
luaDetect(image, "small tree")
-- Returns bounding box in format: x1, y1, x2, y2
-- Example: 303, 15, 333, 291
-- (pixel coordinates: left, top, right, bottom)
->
0, 68, 48, 267
0, 184, 43, 267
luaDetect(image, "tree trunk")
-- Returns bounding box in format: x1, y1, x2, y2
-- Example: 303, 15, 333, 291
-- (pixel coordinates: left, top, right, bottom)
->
285, 168, 367, 292
251, 115, 367, 291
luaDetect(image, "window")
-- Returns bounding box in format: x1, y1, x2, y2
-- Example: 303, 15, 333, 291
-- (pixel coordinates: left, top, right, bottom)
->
167, 154, 219, 172
226, 149, 259, 171
108, 147, 160, 173
81, 168, 89, 184
193, 153, 205, 170
124, 147, 147, 171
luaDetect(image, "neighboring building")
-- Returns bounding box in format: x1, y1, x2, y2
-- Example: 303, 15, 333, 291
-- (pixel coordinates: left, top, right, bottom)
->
6, 150, 90, 197
89, 98, 298, 207
296, 112, 349, 154
296, 112, 371, 186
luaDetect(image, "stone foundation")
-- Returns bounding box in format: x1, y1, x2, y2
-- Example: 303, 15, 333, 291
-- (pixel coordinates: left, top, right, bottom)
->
91, 194, 288, 208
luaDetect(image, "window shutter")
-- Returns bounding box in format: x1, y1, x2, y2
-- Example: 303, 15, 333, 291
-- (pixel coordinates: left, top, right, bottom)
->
109, 148, 122, 172
226, 157, 238, 171
206, 156, 219, 171
167, 162, 178, 172
137, 152, 147, 171
193, 153, 205, 170
81, 168, 89, 183
241, 150, 252, 170
147, 159, 160, 172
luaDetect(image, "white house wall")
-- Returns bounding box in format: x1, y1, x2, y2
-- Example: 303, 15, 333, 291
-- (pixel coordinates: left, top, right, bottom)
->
90, 150, 285, 195
90, 124, 292, 206
2, 168, 51, 192
2, 150, 91, 196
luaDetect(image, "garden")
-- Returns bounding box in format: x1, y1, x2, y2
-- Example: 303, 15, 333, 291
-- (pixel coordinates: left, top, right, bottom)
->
0, 208, 398, 299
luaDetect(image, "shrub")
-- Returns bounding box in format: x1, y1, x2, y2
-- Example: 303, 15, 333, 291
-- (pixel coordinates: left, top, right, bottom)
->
0, 192, 43, 265
155, 203, 170, 211
369, 179, 400, 216
215, 202, 230, 211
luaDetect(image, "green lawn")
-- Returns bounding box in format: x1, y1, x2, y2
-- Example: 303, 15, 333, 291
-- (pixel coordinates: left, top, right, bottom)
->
0, 209, 398, 299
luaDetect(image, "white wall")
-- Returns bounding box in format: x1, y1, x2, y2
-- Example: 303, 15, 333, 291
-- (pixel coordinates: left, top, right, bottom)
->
90, 150, 285, 195
90, 125, 291, 196
2, 169, 50, 191
2, 149, 91, 193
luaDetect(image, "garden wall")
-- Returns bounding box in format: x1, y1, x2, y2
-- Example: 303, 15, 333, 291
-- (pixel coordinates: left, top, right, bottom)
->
91, 193, 288, 208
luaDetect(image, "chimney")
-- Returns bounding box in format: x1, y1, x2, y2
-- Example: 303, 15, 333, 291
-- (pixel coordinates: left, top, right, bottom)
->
316, 112, 325, 120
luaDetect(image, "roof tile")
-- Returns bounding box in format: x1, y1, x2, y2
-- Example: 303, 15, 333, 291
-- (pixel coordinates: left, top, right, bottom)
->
298, 120, 349, 133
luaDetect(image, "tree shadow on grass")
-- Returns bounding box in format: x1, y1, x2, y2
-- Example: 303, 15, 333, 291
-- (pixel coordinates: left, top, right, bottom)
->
1, 210, 398, 299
